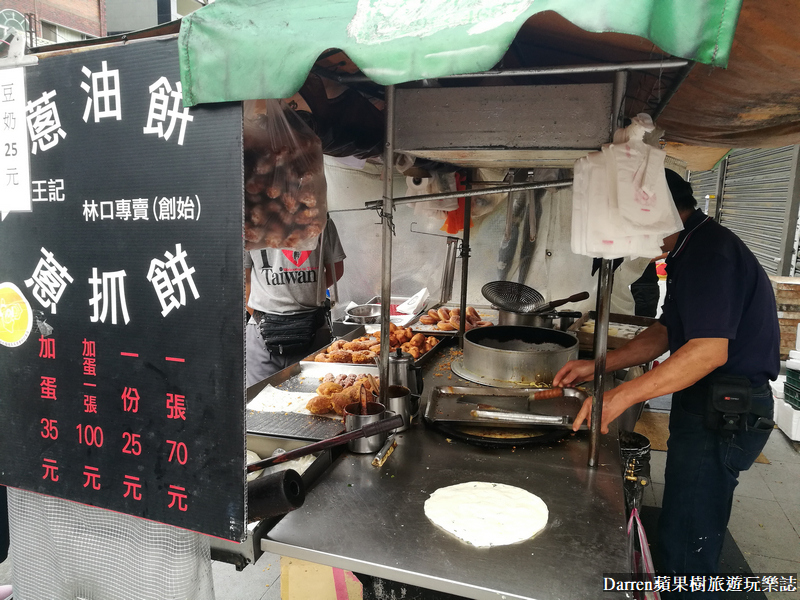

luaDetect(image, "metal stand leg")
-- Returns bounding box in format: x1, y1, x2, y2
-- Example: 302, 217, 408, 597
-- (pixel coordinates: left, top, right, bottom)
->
589, 258, 614, 467
378, 85, 396, 405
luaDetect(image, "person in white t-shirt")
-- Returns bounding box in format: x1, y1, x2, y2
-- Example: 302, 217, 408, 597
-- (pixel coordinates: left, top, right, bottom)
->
245, 218, 345, 387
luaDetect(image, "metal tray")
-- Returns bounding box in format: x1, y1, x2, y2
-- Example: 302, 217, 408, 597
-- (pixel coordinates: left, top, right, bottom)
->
338, 295, 423, 327
264, 362, 380, 395
409, 303, 499, 335
302, 331, 452, 368
424, 385, 586, 429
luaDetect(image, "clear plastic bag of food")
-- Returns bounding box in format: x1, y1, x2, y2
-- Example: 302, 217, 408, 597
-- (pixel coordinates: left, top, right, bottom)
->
243, 99, 328, 250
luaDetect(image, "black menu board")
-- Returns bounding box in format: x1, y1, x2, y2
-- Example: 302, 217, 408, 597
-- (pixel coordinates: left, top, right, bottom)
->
0, 37, 246, 541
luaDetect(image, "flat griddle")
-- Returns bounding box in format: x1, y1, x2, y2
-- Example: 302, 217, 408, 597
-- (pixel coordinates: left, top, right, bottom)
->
423, 385, 586, 447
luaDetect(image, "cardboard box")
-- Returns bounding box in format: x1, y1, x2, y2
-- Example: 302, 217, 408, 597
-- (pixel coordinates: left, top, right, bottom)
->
569, 312, 656, 352
280, 557, 363, 600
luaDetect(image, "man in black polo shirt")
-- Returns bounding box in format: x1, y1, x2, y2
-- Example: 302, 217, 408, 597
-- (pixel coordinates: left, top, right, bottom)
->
555, 169, 779, 598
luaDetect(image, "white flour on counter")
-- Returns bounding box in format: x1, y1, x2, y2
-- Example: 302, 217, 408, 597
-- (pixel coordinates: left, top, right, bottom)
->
247, 384, 343, 421
424, 481, 548, 547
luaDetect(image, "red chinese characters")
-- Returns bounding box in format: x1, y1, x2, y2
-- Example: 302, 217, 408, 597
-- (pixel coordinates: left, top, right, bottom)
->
40, 376, 57, 400
39, 335, 55, 359
167, 484, 188, 511
84, 394, 97, 413
122, 387, 139, 412
123, 475, 142, 500
82, 339, 97, 376
83, 465, 101, 490
166, 393, 186, 420
42, 458, 59, 481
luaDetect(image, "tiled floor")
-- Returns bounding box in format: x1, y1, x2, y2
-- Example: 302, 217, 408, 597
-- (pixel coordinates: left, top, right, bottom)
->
641, 424, 800, 600
1, 427, 798, 599
211, 554, 282, 600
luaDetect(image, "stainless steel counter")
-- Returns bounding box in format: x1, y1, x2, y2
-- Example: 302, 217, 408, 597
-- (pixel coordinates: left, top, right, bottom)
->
261, 346, 631, 600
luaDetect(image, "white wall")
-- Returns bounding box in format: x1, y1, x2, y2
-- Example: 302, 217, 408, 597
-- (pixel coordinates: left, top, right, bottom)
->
325, 157, 647, 317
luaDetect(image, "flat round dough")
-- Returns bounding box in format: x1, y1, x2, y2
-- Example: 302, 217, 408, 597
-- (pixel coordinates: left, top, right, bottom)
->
424, 482, 548, 547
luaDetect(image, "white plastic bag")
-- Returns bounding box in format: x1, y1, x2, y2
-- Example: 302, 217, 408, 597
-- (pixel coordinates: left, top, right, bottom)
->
411, 172, 459, 220
571, 114, 682, 259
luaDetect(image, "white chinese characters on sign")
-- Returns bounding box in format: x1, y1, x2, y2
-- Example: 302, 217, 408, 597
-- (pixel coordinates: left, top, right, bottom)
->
156, 195, 199, 221
81, 196, 200, 222
82, 198, 151, 222
0, 67, 32, 220
147, 244, 200, 317
24, 247, 74, 314
32, 179, 65, 202
81, 61, 122, 123
143, 77, 193, 146
26, 90, 66, 154
89, 268, 131, 325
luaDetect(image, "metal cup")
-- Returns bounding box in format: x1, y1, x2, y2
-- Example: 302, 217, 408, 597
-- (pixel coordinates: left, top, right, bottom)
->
385, 385, 412, 432
344, 401, 391, 453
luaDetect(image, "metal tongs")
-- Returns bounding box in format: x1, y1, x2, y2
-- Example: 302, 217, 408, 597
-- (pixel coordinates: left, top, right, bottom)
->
470, 405, 576, 427
464, 387, 588, 430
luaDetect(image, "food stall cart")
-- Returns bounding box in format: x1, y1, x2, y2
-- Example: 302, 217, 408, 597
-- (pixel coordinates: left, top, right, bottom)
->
176, 1, 744, 598
0, 0, 768, 598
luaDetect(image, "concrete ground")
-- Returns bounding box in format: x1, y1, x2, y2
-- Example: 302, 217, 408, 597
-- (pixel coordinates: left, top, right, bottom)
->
641, 425, 800, 600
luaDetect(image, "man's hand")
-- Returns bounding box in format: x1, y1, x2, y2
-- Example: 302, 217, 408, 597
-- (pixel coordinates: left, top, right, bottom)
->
553, 360, 595, 387
572, 387, 629, 434
570, 336, 729, 434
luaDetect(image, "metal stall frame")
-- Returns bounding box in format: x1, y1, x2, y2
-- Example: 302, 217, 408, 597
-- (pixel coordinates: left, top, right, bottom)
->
367, 60, 688, 465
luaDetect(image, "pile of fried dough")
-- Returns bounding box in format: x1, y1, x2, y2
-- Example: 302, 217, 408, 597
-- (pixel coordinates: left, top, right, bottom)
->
418, 306, 493, 331
306, 376, 379, 416
313, 323, 439, 362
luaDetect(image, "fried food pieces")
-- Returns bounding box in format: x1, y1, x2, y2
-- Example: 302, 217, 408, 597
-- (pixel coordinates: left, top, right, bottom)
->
306, 375, 380, 415
312, 323, 439, 364
417, 305, 494, 331
316, 381, 343, 396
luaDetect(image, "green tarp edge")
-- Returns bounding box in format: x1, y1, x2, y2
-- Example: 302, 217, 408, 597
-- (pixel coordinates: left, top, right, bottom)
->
179, 0, 743, 106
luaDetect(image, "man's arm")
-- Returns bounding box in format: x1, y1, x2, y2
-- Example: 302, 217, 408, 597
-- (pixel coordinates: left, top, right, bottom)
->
572, 337, 728, 433
553, 322, 671, 387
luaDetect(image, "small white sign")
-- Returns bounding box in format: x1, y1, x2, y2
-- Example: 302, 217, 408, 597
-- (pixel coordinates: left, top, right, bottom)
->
0, 66, 31, 220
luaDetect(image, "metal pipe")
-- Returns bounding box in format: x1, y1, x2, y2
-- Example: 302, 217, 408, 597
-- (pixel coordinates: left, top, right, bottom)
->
589, 259, 614, 468
365, 179, 572, 210
378, 85, 396, 406
713, 156, 728, 223
458, 189, 472, 349
333, 59, 690, 84
612, 70, 627, 130
440, 237, 458, 304
652, 61, 696, 120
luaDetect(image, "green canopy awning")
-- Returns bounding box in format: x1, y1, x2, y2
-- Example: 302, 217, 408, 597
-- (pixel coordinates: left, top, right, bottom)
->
178, 0, 742, 106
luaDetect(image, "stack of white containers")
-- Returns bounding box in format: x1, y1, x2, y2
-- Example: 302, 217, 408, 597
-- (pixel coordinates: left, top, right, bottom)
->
572, 114, 683, 259
774, 348, 800, 441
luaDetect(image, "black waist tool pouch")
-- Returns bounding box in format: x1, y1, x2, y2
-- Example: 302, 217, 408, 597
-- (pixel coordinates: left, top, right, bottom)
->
258, 310, 322, 355
703, 374, 752, 434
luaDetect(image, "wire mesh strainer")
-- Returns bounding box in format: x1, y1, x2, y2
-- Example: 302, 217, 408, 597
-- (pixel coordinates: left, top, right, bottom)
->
481, 281, 546, 313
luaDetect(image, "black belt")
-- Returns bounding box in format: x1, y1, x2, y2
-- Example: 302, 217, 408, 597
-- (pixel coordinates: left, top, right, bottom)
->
252, 308, 327, 327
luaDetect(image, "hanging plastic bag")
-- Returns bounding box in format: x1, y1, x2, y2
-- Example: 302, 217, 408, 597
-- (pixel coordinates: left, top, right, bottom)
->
627, 508, 661, 600
243, 99, 328, 251
571, 114, 681, 260
411, 171, 460, 222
